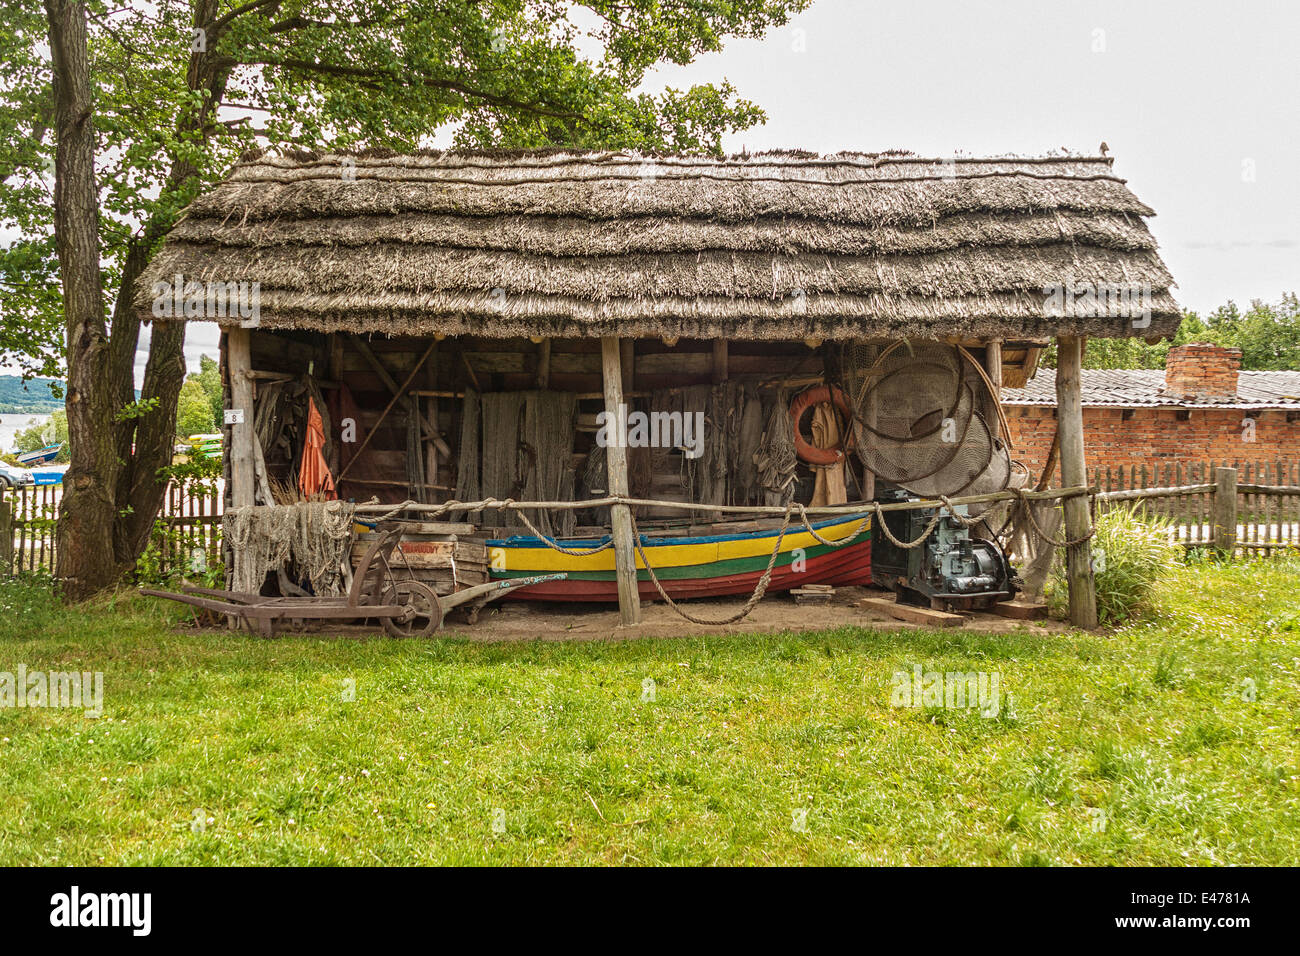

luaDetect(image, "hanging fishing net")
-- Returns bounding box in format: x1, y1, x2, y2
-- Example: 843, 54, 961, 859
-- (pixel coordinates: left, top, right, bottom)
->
831, 340, 1012, 504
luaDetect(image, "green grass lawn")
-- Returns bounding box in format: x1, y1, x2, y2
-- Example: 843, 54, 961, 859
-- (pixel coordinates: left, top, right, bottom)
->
0, 560, 1297, 865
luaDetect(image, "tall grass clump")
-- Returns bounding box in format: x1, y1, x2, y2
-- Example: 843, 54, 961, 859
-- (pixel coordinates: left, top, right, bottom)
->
1048, 506, 1181, 626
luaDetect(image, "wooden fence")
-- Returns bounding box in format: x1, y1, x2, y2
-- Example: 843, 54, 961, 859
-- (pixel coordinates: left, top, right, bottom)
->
1094, 462, 1300, 554
0, 482, 222, 576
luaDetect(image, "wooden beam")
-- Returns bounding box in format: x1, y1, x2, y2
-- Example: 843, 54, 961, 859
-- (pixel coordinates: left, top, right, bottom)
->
1054, 335, 1098, 629
227, 326, 256, 509
711, 338, 728, 384
602, 336, 641, 626
861, 596, 965, 628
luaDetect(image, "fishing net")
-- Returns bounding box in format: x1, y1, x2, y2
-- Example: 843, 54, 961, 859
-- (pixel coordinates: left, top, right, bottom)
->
224, 500, 356, 596
831, 340, 1012, 503
755, 388, 798, 501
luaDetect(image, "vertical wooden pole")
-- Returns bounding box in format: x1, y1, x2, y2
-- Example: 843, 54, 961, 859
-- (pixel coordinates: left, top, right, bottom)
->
711, 338, 728, 385
1212, 466, 1238, 555
1055, 335, 1098, 628
227, 326, 256, 509
602, 336, 641, 626
536, 338, 551, 389
984, 339, 1003, 401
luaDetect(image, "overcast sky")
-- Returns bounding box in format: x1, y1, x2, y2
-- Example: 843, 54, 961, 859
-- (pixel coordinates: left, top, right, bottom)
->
81, 0, 1300, 382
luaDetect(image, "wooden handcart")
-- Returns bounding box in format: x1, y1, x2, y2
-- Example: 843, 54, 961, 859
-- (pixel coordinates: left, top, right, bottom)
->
141, 528, 565, 637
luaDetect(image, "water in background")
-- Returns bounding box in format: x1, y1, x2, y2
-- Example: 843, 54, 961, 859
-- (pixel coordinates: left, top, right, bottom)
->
0, 412, 52, 454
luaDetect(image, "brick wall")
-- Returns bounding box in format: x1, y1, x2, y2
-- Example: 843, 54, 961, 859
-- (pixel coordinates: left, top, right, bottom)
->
1006, 405, 1300, 481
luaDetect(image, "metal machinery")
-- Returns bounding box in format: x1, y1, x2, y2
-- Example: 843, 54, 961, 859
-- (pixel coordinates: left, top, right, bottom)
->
870, 490, 1020, 611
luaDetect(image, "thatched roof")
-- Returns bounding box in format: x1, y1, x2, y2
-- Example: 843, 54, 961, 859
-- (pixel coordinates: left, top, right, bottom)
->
136, 149, 1181, 340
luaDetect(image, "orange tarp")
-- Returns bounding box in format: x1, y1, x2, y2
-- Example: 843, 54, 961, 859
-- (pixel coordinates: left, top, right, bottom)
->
298, 398, 337, 500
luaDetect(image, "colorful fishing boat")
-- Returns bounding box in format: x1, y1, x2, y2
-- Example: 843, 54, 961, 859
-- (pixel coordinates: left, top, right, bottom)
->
16, 443, 61, 466
487, 513, 871, 601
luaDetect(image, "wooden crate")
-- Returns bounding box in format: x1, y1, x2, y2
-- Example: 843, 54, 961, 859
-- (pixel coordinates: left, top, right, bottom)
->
351, 532, 489, 596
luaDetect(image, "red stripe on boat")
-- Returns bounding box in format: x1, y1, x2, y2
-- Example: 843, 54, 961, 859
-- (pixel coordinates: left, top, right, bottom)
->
500, 544, 871, 602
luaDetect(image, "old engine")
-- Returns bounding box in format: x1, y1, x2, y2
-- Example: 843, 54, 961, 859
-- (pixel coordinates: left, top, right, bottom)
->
870, 491, 1020, 611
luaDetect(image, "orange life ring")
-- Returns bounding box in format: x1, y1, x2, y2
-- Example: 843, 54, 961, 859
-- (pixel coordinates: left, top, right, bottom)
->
789, 386, 853, 465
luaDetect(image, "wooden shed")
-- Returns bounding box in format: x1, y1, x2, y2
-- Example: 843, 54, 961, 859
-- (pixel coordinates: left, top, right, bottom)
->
137, 149, 1180, 628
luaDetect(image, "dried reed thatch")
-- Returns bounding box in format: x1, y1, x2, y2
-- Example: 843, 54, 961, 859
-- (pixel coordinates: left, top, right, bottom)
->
136, 149, 1180, 340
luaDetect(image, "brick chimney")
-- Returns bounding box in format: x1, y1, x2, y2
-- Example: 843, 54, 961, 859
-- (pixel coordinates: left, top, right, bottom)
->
1162, 343, 1241, 401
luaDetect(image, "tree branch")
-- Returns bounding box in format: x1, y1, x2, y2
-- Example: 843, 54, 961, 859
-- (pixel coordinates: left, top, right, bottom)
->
224, 57, 585, 122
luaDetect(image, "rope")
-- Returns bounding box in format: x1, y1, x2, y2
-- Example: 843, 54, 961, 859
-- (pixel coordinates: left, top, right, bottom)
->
793, 505, 871, 548
1014, 488, 1097, 547
629, 503, 795, 626
513, 507, 614, 557
868, 504, 947, 549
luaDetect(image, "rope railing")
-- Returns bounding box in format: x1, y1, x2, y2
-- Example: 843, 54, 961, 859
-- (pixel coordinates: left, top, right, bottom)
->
351, 484, 1095, 519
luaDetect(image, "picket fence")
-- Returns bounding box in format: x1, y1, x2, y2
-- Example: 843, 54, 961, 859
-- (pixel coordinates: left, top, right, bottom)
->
0, 482, 222, 576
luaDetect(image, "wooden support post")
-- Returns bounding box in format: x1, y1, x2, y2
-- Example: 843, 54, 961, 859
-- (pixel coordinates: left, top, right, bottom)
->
536, 338, 551, 389
1055, 335, 1098, 628
1212, 466, 1238, 555
711, 338, 728, 385
228, 326, 256, 509
602, 336, 642, 626
984, 339, 1003, 401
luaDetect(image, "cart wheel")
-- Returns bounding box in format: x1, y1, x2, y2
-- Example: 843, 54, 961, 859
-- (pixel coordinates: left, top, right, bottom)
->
381, 581, 443, 638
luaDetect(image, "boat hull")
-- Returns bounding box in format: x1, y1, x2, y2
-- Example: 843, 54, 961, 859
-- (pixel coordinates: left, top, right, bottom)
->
488, 513, 871, 602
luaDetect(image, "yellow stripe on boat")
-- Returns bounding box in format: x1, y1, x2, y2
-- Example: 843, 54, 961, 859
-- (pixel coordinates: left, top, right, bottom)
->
488, 514, 871, 573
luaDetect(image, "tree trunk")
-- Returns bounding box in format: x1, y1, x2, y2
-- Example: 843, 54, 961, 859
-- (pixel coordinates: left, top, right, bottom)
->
114, 320, 187, 566
46, 0, 121, 600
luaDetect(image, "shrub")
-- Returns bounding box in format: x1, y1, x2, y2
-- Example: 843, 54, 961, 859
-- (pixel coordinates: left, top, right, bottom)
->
1048, 506, 1181, 626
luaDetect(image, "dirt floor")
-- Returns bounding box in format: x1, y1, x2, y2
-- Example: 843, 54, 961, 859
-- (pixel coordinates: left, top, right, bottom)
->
345, 587, 1072, 642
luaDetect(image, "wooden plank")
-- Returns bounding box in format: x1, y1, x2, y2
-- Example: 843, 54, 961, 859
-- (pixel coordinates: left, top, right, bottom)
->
635, 352, 711, 376
385, 521, 476, 535
861, 596, 965, 628
992, 599, 1047, 620
602, 336, 641, 626
1055, 335, 1098, 628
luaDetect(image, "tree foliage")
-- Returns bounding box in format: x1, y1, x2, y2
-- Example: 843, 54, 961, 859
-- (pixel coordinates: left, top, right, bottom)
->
175, 378, 214, 437
1041, 294, 1300, 370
